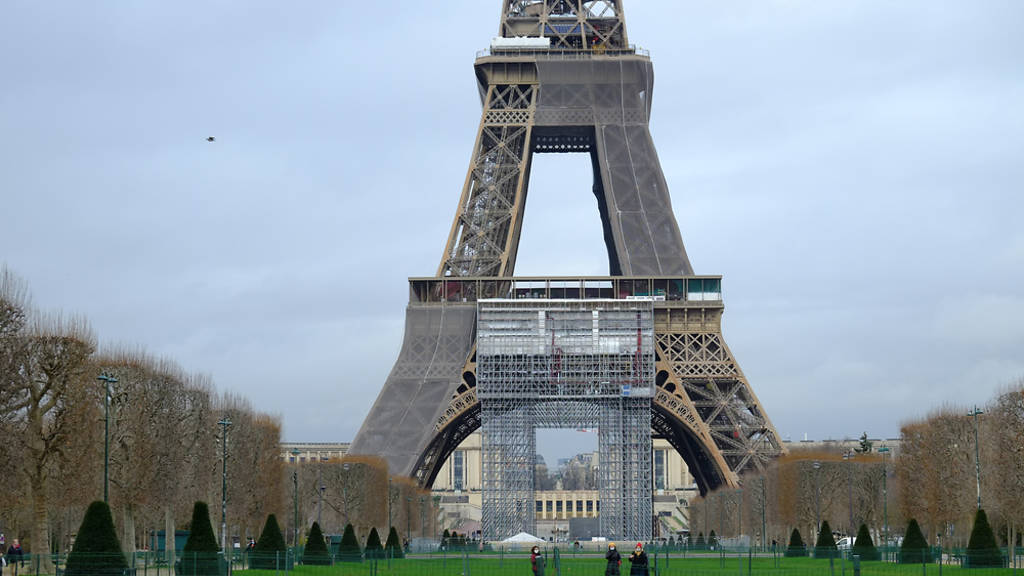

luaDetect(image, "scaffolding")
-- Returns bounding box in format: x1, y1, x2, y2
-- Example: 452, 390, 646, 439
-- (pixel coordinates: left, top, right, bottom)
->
477, 299, 654, 541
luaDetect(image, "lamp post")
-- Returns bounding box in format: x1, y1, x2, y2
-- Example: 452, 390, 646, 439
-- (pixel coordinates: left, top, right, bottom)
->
387, 477, 394, 539
968, 406, 984, 510
419, 497, 426, 539
97, 373, 118, 503
218, 416, 232, 552
291, 449, 300, 547
878, 446, 890, 554
759, 476, 767, 553
341, 462, 351, 525
704, 497, 708, 544
812, 461, 822, 541
737, 488, 743, 540
718, 492, 724, 545
406, 496, 412, 546
843, 450, 854, 536
317, 456, 327, 526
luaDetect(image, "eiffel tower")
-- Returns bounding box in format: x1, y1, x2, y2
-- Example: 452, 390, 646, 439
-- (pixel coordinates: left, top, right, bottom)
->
351, 0, 784, 499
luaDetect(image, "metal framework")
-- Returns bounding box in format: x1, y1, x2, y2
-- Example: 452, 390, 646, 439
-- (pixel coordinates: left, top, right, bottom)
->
350, 0, 784, 513
477, 299, 653, 540
501, 1, 629, 51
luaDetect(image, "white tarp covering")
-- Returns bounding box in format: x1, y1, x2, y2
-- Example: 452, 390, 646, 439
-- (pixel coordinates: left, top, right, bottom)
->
501, 532, 546, 544
491, 36, 552, 50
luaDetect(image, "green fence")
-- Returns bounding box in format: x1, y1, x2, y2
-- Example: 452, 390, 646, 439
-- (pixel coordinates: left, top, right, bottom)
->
3, 546, 1019, 576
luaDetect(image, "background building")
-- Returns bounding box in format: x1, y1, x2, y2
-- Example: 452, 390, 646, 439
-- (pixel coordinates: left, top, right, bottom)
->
280, 442, 350, 462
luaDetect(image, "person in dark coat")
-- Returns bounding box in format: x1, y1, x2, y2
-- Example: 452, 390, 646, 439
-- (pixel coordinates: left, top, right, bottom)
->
6, 540, 23, 576
628, 542, 649, 576
605, 542, 622, 576
530, 545, 546, 576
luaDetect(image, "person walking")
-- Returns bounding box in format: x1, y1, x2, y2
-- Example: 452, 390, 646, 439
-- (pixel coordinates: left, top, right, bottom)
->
530, 545, 546, 576
628, 542, 648, 576
605, 542, 622, 576
6, 539, 23, 576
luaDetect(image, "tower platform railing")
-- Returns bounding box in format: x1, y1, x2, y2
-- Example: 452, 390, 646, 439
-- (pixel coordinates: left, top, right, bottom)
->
476, 45, 649, 59
409, 275, 723, 306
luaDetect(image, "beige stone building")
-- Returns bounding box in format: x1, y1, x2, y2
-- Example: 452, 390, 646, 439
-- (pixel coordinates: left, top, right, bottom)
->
280, 441, 350, 462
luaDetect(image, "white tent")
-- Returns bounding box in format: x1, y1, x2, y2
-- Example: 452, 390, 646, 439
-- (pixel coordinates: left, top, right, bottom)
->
501, 532, 546, 544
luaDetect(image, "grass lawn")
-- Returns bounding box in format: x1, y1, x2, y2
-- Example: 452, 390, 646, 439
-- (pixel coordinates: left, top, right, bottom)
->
236, 555, 1020, 576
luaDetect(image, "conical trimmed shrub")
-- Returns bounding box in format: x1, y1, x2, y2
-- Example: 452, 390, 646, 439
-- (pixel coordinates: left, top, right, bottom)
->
899, 519, 932, 564
365, 527, 384, 559
815, 521, 837, 558
181, 502, 221, 576
785, 528, 808, 557
337, 524, 361, 562
695, 532, 706, 549
65, 501, 128, 576
303, 522, 330, 566
252, 514, 287, 570
966, 509, 1002, 568
852, 524, 879, 561
385, 526, 404, 558
708, 530, 718, 549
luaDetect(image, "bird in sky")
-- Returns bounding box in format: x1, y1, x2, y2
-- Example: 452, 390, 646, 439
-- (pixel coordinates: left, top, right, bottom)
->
206, 136, 216, 143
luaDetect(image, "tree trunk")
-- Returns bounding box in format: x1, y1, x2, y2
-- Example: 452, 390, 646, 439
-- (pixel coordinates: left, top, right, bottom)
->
165, 506, 176, 574
123, 504, 137, 560
30, 474, 52, 574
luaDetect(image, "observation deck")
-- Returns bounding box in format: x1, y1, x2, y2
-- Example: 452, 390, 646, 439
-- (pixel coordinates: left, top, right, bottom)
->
408, 276, 724, 307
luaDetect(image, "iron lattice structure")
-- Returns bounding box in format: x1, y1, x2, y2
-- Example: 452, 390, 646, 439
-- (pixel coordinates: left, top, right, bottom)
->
351, 0, 784, 509
477, 300, 653, 541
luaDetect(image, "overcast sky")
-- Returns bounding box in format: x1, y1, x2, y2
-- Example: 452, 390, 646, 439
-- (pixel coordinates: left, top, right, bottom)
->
2, 1, 1022, 468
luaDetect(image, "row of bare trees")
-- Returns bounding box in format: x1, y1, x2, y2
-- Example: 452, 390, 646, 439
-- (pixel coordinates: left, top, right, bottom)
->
0, 268, 285, 568
691, 381, 1024, 551
899, 387, 1024, 550
288, 457, 438, 547
690, 449, 898, 549
0, 267, 441, 565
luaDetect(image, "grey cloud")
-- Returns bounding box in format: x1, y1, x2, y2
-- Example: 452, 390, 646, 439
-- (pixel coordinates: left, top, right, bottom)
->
2, 1, 1022, 465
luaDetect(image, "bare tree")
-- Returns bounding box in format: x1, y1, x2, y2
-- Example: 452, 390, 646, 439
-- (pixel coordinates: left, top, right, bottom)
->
985, 383, 1024, 551
1, 313, 96, 568
899, 408, 976, 547
0, 269, 287, 564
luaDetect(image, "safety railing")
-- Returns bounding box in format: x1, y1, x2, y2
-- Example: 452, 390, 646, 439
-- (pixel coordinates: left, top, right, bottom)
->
476, 45, 650, 59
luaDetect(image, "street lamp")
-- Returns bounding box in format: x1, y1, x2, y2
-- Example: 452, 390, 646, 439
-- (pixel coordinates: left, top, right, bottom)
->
341, 462, 351, 525
718, 492, 724, 544
737, 488, 743, 540
317, 456, 327, 526
878, 446, 890, 553
843, 450, 855, 536
968, 406, 984, 510
759, 476, 767, 553
218, 416, 232, 552
387, 477, 394, 539
420, 496, 426, 539
812, 461, 822, 541
97, 372, 118, 504
291, 449, 300, 547
406, 496, 412, 546
703, 496, 708, 544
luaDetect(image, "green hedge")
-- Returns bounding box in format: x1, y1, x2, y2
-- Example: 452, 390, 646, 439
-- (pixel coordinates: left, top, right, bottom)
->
966, 509, 1003, 568
251, 514, 287, 570
65, 501, 128, 576
786, 528, 808, 558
